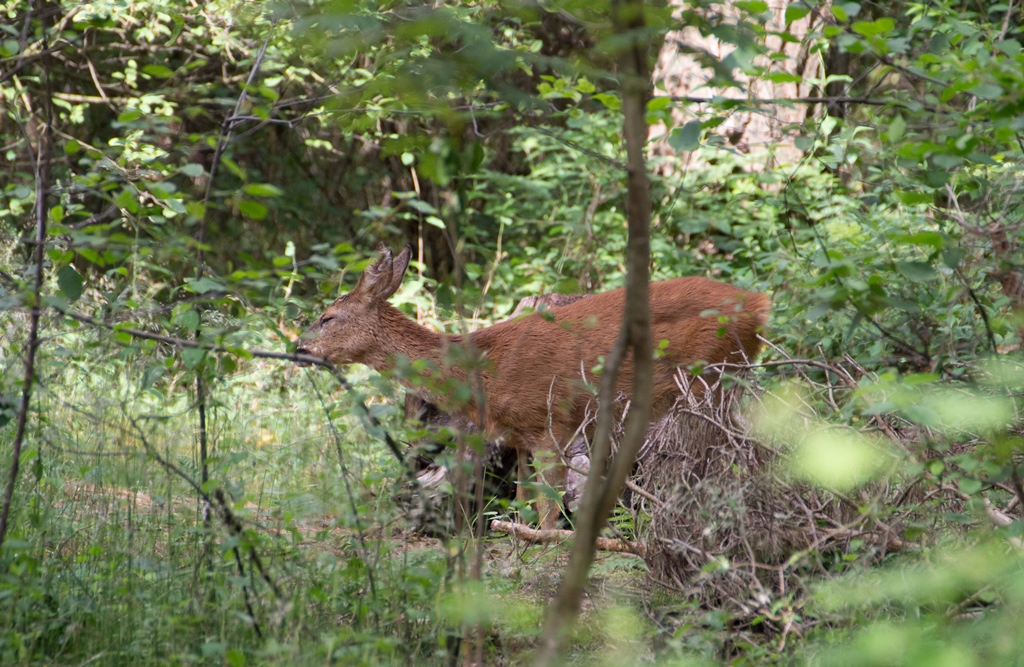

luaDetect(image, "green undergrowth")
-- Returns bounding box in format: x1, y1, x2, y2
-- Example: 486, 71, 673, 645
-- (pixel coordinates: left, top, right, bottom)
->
0, 328, 663, 665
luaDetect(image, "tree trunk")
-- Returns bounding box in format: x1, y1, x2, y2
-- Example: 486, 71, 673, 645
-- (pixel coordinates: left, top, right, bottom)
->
533, 0, 655, 663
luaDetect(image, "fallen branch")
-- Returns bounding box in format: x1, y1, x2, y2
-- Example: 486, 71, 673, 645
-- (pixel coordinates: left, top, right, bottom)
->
490, 520, 645, 556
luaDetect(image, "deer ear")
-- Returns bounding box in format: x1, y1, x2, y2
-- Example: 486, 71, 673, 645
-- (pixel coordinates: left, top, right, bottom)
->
355, 246, 396, 303
388, 245, 413, 293
372, 245, 412, 301
354, 245, 412, 303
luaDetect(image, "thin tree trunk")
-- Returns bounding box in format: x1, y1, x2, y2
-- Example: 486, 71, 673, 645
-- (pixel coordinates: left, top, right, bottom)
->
0, 27, 52, 549
534, 0, 655, 663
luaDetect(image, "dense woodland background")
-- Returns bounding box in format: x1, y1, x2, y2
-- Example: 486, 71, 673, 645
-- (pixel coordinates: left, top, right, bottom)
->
3, 0, 1024, 664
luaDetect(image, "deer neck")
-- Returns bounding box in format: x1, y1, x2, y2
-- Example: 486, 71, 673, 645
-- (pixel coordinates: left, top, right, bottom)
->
366, 304, 472, 383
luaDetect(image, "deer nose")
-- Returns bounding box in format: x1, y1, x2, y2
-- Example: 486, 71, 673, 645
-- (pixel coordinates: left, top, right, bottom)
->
294, 344, 315, 366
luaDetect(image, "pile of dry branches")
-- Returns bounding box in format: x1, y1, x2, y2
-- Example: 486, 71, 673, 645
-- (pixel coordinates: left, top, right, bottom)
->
631, 348, 931, 627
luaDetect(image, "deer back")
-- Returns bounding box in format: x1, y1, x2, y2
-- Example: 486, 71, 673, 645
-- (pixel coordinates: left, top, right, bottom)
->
467, 276, 768, 443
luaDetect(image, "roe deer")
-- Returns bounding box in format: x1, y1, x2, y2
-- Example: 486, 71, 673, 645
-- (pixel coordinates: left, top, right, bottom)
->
296, 245, 770, 528
402, 292, 587, 528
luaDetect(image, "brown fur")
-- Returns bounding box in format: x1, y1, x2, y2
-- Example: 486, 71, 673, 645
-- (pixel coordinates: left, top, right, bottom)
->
297, 245, 770, 527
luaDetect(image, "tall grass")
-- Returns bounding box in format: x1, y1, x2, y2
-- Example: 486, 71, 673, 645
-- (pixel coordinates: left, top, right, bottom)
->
1, 315, 655, 665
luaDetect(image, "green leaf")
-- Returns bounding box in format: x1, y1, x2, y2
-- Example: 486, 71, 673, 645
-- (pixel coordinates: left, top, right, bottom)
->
895, 190, 931, 206
57, 265, 84, 302
65, 139, 81, 155
895, 261, 937, 282
942, 247, 964, 269
958, 478, 982, 495
48, 248, 73, 263
995, 39, 1021, 56
970, 83, 1003, 99
575, 78, 595, 94
187, 277, 224, 294
176, 309, 200, 331
852, 18, 894, 37
767, 72, 803, 83
891, 232, 944, 249
792, 429, 885, 491
785, 5, 810, 23
902, 373, 939, 387
145, 181, 178, 199
735, 0, 769, 13
406, 199, 438, 215
592, 93, 621, 111
425, 215, 446, 229
887, 114, 905, 142
179, 163, 204, 177
220, 157, 246, 180
1, 39, 20, 57
238, 200, 267, 219
668, 120, 702, 152
142, 64, 175, 78
793, 135, 815, 151
243, 183, 284, 197
647, 96, 672, 112
186, 201, 206, 219
140, 364, 164, 390
181, 347, 206, 370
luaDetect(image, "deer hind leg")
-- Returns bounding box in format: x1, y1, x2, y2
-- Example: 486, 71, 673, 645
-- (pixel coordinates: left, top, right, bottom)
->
513, 442, 566, 529
516, 449, 531, 506
526, 442, 567, 530
537, 459, 567, 530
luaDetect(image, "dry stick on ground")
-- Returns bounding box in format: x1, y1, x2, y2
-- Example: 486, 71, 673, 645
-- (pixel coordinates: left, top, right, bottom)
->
490, 520, 645, 556
535, 2, 655, 662
0, 36, 52, 551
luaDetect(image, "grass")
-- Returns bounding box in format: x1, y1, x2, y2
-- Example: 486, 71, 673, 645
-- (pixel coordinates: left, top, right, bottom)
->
10, 310, 1024, 667
0, 322, 660, 666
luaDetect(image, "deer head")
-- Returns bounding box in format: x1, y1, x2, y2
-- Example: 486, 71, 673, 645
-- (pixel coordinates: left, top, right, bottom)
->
296, 245, 413, 365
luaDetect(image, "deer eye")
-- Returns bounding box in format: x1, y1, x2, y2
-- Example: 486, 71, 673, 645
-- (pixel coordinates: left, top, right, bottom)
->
321, 316, 335, 324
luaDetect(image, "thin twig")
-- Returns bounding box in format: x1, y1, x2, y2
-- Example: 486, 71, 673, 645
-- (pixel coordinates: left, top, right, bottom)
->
192, 28, 274, 539
305, 370, 381, 630
43, 304, 417, 477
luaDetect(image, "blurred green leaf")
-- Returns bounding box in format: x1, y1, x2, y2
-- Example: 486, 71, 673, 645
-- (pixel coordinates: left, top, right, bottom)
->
238, 200, 268, 219
792, 429, 887, 491
668, 120, 703, 152
57, 265, 84, 302
243, 183, 284, 197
